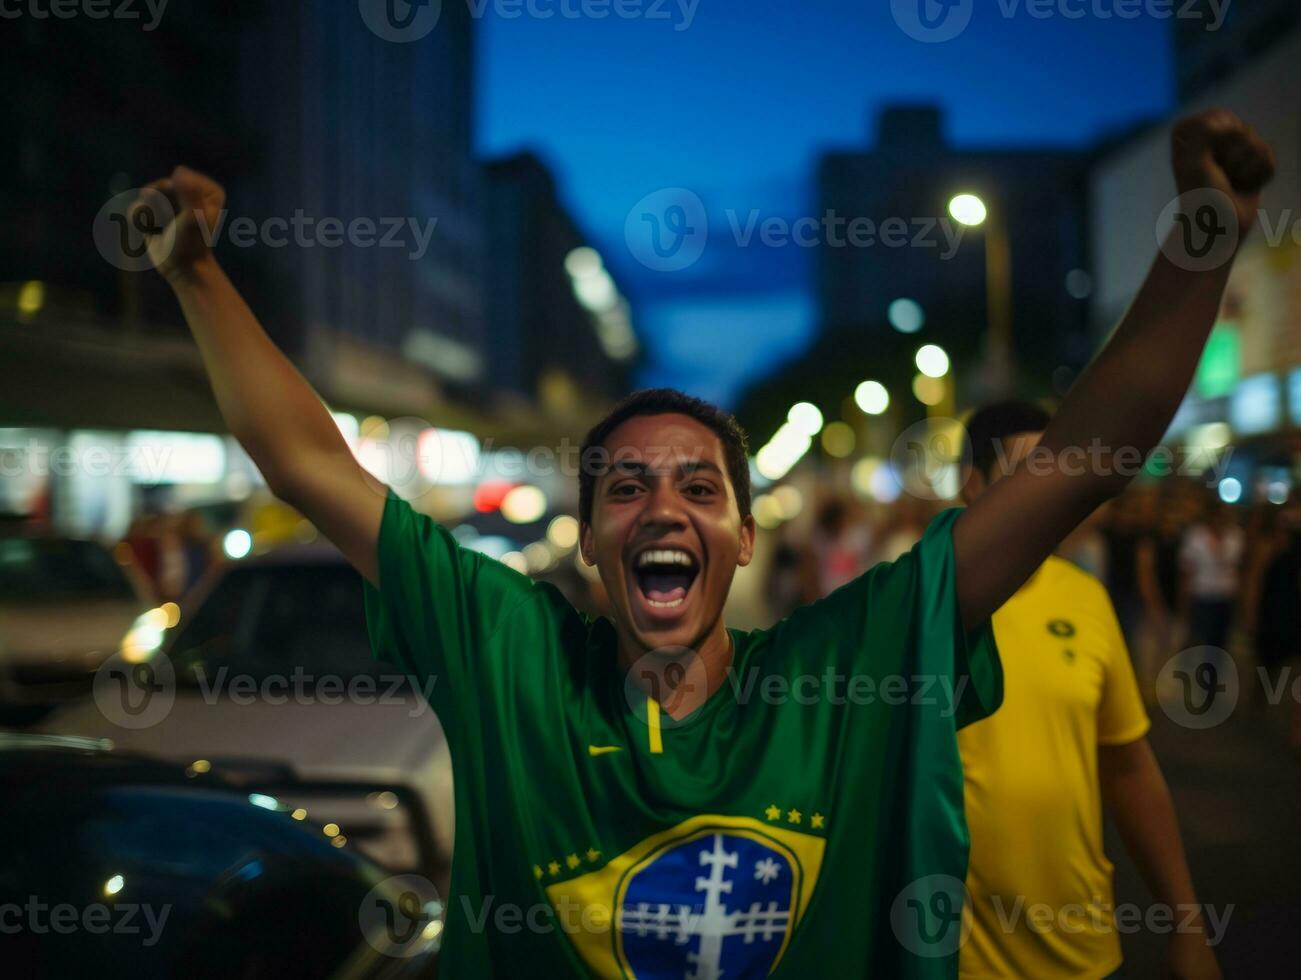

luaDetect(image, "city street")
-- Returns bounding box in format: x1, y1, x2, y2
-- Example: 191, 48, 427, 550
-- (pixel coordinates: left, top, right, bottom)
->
1112, 706, 1301, 975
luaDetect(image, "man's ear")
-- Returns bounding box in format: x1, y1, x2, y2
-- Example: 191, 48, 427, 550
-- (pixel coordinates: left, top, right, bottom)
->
737, 514, 757, 567
579, 521, 596, 566
961, 467, 988, 506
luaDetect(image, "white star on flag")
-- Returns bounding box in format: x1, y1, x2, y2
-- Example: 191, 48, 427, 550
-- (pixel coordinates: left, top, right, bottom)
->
754, 858, 781, 884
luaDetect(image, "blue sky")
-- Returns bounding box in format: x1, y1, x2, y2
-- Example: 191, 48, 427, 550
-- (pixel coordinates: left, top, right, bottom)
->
476, 0, 1175, 405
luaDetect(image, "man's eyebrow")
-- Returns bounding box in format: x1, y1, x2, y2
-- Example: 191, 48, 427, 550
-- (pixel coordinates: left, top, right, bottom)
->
605, 459, 724, 478
680, 460, 723, 476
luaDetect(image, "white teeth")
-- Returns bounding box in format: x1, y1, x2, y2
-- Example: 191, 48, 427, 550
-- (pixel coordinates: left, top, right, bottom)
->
646, 597, 686, 608
635, 549, 696, 568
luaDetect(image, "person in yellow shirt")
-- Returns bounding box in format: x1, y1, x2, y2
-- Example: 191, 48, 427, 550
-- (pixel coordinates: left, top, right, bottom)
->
958, 401, 1219, 980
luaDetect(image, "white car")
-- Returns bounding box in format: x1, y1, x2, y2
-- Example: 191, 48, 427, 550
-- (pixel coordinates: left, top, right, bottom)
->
36, 544, 454, 887
0, 533, 156, 722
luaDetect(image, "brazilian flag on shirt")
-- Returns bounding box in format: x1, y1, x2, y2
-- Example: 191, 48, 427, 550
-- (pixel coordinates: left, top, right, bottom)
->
364, 489, 1002, 978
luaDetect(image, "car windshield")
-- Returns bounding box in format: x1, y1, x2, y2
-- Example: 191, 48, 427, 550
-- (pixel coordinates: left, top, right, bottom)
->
167, 561, 388, 686
0, 537, 135, 600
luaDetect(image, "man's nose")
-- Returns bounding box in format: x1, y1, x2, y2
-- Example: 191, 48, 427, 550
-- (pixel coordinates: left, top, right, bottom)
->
639, 480, 687, 529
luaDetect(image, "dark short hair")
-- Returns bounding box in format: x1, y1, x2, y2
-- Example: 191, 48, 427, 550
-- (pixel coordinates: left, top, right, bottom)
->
578, 388, 752, 523
964, 399, 1052, 480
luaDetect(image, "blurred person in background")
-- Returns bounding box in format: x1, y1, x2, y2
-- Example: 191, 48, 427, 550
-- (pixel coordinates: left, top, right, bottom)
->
1179, 498, 1244, 669
803, 496, 872, 600
123, 513, 161, 589
763, 530, 806, 620
1101, 486, 1155, 648
1244, 504, 1301, 748
179, 510, 213, 592
873, 493, 930, 565
155, 512, 189, 602
958, 400, 1215, 980
1135, 497, 1188, 702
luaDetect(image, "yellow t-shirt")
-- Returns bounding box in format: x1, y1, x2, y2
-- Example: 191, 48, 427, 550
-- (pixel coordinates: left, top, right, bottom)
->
958, 556, 1149, 980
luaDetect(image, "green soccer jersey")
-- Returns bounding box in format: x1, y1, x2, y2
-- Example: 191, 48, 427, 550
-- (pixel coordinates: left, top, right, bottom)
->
364, 489, 1002, 978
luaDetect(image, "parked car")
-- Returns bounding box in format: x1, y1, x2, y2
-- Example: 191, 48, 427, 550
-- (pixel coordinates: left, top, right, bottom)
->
35, 543, 454, 886
0, 732, 440, 979
0, 533, 156, 722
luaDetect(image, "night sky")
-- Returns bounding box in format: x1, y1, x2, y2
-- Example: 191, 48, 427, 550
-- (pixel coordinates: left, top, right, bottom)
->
477, 0, 1175, 406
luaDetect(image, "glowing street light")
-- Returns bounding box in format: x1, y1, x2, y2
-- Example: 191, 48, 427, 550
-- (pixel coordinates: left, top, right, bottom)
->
915, 344, 950, 379
854, 380, 890, 415
948, 193, 988, 228
887, 297, 925, 334
787, 402, 824, 437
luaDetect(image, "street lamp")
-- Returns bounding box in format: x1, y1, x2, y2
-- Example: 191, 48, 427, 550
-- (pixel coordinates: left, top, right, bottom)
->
948, 192, 1013, 396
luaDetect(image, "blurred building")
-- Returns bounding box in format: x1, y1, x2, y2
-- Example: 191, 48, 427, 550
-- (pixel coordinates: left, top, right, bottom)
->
1175, 0, 1300, 101
818, 106, 1090, 390
482, 153, 637, 411
736, 105, 1090, 442
0, 1, 530, 538
1091, 23, 1301, 503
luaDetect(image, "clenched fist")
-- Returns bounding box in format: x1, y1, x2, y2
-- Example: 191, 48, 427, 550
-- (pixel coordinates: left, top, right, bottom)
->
128, 166, 226, 283
1171, 109, 1275, 237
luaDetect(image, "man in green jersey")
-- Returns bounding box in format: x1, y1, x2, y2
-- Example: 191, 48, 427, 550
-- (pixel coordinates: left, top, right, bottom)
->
135, 109, 1273, 976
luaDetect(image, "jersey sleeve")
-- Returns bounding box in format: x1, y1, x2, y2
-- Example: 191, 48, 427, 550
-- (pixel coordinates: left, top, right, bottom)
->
362, 487, 538, 726
774, 507, 1003, 730
1095, 587, 1151, 745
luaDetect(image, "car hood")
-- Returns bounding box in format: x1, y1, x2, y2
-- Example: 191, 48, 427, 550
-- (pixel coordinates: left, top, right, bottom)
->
0, 599, 144, 666
34, 691, 450, 791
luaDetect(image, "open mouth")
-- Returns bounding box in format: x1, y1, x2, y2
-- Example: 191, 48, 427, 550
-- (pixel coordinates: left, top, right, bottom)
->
631, 547, 700, 615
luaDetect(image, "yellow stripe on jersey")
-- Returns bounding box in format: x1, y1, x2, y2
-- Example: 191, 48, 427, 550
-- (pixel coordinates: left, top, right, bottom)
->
646, 697, 663, 754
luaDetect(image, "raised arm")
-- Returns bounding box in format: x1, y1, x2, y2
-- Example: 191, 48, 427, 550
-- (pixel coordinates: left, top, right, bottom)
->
138, 167, 385, 584
954, 110, 1275, 629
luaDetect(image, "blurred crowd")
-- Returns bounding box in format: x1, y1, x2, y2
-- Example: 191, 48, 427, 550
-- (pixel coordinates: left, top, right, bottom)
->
120, 511, 216, 603
766, 481, 1301, 747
